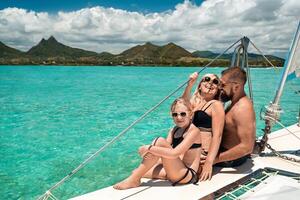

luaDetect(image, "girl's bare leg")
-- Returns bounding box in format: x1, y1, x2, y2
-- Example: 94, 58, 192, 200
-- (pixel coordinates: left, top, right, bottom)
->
113, 139, 160, 190
143, 161, 167, 179
114, 137, 196, 189
154, 138, 194, 183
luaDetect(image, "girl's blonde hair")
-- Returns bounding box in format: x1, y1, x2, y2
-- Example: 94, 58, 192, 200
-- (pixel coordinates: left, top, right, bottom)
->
170, 98, 192, 112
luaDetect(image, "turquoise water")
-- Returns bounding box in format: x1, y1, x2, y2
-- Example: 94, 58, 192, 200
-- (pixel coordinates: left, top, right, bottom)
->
0, 66, 299, 199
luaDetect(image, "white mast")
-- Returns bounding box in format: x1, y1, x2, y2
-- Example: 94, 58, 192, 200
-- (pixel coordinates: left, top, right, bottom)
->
257, 21, 300, 153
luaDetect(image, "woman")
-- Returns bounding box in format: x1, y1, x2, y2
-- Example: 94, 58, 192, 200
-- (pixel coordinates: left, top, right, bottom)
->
182, 72, 225, 181
114, 98, 202, 190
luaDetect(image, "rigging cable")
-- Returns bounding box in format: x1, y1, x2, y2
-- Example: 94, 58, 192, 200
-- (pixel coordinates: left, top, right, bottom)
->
250, 40, 300, 97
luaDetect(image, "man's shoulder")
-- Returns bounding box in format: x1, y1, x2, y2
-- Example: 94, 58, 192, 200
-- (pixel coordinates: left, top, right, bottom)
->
233, 96, 255, 116
237, 96, 253, 108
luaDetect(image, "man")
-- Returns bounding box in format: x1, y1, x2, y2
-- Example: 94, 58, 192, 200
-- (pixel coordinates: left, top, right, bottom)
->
213, 66, 256, 167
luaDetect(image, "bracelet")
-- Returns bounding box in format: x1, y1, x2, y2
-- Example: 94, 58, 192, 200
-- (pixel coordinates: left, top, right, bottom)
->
148, 145, 153, 151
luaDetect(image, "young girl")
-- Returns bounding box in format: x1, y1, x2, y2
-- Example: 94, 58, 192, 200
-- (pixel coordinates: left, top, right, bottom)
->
113, 98, 202, 190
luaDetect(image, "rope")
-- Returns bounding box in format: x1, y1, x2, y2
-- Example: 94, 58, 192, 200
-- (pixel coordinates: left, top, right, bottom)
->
249, 40, 279, 70
37, 38, 242, 200
250, 40, 300, 97
261, 116, 300, 163
275, 119, 300, 141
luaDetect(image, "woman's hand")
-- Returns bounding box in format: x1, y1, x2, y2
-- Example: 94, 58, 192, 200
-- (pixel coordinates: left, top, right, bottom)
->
199, 161, 213, 181
188, 72, 199, 86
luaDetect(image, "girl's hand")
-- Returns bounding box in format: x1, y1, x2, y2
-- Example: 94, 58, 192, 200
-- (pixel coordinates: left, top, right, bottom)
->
200, 150, 208, 164
188, 72, 199, 86
199, 162, 212, 181
138, 145, 149, 157
143, 152, 155, 160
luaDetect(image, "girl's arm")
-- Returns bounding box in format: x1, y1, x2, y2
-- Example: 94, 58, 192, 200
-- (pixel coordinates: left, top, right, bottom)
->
147, 126, 200, 159
165, 128, 174, 144
140, 128, 173, 158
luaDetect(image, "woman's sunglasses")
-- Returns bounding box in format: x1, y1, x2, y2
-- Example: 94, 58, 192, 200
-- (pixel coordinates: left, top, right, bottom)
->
172, 112, 187, 117
202, 76, 220, 85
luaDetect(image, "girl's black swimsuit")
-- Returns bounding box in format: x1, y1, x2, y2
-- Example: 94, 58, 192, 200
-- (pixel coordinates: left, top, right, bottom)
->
170, 124, 200, 186
171, 125, 201, 149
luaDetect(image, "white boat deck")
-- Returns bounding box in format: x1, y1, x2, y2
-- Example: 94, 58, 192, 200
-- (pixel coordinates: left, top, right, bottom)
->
239, 175, 300, 200
71, 124, 300, 200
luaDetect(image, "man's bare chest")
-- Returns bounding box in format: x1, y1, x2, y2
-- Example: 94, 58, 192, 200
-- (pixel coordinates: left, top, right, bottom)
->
224, 110, 236, 132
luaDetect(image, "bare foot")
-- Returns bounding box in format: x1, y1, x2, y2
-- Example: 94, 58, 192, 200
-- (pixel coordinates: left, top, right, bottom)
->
113, 177, 141, 190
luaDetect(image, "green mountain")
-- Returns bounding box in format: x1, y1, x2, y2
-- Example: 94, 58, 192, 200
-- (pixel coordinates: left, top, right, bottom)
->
0, 41, 24, 58
118, 42, 160, 62
192, 50, 284, 66
0, 37, 284, 67
26, 36, 98, 58
118, 42, 193, 64
98, 52, 115, 59
120, 42, 159, 57
159, 42, 193, 59
192, 51, 230, 59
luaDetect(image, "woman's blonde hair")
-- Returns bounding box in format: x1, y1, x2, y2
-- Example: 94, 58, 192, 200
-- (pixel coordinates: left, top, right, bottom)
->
190, 73, 220, 108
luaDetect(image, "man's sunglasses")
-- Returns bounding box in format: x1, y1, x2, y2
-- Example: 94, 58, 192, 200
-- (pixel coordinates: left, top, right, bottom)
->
202, 76, 220, 85
172, 112, 187, 117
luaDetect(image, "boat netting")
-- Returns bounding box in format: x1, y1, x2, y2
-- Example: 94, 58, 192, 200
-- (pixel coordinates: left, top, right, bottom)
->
201, 167, 300, 200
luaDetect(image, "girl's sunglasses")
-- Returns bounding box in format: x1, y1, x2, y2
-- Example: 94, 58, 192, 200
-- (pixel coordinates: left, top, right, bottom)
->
202, 76, 220, 85
172, 112, 187, 117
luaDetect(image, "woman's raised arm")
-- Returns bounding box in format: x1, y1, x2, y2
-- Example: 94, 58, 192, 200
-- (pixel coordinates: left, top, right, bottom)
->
182, 72, 198, 101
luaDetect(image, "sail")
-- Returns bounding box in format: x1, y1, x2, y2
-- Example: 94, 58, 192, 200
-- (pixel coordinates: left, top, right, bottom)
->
286, 22, 300, 81
272, 21, 300, 105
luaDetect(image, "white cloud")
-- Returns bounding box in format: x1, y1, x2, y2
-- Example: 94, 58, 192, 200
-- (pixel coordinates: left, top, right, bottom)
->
0, 0, 299, 57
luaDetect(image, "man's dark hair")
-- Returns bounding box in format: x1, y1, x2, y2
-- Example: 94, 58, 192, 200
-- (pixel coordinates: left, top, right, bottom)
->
221, 66, 247, 85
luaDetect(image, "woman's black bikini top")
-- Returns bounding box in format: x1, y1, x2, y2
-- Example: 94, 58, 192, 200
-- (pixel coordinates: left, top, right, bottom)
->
192, 101, 214, 131
171, 125, 201, 149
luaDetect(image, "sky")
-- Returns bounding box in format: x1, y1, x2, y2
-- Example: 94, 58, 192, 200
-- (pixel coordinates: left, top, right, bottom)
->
0, 0, 202, 13
0, 0, 299, 58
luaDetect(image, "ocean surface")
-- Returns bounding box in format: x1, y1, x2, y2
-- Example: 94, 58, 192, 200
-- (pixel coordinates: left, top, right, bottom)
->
0, 66, 299, 199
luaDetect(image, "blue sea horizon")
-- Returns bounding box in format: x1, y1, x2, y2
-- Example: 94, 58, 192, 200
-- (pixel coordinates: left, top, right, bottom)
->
0, 65, 299, 199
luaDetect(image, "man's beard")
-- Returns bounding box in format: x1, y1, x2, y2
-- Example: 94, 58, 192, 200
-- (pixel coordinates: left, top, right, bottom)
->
220, 90, 232, 102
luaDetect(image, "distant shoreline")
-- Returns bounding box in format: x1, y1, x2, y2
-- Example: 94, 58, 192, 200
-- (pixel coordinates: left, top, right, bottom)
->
0, 64, 282, 68
1, 36, 284, 68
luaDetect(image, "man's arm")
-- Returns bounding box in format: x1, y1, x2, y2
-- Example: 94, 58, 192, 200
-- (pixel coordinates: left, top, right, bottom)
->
215, 99, 256, 163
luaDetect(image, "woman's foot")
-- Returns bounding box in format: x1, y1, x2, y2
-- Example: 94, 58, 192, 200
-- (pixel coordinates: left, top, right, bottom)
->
113, 177, 141, 190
